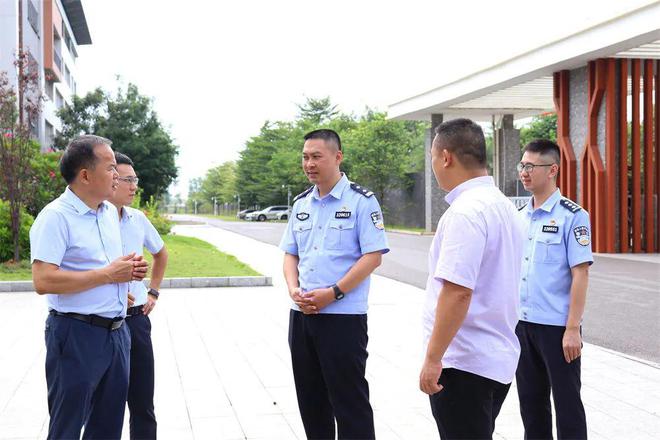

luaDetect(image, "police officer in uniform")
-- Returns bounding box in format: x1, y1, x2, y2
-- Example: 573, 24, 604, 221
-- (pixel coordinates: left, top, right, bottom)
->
516, 139, 593, 440
30, 135, 148, 439
279, 129, 389, 440
109, 152, 168, 439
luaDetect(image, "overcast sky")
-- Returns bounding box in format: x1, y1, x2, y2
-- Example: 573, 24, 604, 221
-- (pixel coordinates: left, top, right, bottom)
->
75, 0, 655, 197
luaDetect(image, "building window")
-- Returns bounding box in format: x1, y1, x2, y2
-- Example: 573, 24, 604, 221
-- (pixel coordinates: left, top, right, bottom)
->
45, 121, 55, 150
27, 0, 40, 37
64, 65, 70, 88
44, 80, 54, 100
55, 89, 64, 110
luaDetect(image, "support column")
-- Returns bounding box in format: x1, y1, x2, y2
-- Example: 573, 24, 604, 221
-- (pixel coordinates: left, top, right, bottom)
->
494, 114, 521, 196
425, 114, 449, 232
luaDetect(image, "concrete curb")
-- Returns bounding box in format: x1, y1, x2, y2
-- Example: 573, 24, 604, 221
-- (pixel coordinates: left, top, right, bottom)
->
0, 276, 272, 293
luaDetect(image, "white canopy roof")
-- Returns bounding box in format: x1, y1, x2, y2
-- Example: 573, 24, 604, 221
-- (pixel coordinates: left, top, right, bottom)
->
388, 2, 660, 121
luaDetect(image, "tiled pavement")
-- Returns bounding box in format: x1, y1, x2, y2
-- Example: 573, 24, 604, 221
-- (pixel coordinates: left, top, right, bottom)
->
0, 224, 658, 439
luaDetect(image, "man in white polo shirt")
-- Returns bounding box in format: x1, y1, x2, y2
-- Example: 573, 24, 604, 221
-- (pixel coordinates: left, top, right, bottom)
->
419, 118, 525, 439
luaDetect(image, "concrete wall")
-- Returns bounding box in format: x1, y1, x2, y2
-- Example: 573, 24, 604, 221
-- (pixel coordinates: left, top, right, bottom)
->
381, 172, 425, 229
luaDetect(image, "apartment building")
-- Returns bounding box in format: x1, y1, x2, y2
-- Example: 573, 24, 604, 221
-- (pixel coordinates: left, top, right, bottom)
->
0, 0, 91, 151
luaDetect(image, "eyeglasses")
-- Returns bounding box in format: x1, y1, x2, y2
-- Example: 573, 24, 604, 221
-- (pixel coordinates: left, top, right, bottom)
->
516, 163, 555, 173
118, 176, 139, 185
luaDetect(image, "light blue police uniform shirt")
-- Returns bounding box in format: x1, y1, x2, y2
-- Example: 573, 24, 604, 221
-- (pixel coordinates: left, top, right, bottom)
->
518, 189, 593, 326
279, 174, 390, 314
29, 187, 129, 318
119, 206, 164, 307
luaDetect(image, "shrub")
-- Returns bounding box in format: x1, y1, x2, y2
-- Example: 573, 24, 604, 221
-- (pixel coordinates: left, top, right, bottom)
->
28, 150, 66, 216
143, 195, 172, 235
0, 199, 34, 262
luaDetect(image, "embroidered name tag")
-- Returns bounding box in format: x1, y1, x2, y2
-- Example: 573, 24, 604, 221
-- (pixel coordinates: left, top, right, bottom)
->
335, 211, 351, 219
542, 225, 559, 233
296, 212, 309, 221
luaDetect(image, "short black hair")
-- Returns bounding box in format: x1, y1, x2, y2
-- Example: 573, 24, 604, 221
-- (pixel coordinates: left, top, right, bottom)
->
433, 118, 487, 169
523, 139, 561, 165
303, 129, 342, 151
59, 135, 112, 184
115, 151, 134, 167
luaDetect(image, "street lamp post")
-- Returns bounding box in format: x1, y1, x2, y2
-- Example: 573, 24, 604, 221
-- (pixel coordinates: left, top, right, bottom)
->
234, 194, 241, 215
212, 197, 217, 216
193, 199, 198, 215
282, 184, 291, 207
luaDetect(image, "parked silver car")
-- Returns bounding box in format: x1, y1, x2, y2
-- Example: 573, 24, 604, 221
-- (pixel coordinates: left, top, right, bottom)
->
245, 205, 291, 221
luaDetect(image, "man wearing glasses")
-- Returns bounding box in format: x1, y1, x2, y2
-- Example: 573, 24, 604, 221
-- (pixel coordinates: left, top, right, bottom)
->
109, 152, 169, 439
516, 139, 592, 440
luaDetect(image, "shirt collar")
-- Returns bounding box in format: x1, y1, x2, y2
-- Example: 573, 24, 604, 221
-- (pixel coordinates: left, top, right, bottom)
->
62, 186, 105, 215
528, 188, 562, 213
119, 206, 134, 221
444, 176, 494, 205
312, 173, 349, 200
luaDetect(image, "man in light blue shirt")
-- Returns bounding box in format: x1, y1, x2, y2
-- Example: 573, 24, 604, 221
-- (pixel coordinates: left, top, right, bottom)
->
109, 151, 168, 440
516, 139, 593, 440
30, 135, 148, 439
280, 129, 389, 440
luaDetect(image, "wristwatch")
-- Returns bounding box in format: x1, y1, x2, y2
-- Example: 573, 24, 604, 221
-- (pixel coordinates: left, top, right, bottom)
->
148, 288, 160, 299
332, 284, 345, 301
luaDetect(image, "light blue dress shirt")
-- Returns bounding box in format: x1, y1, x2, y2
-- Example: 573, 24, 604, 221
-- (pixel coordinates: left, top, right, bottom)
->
29, 187, 128, 318
119, 206, 164, 307
279, 174, 390, 314
518, 189, 594, 326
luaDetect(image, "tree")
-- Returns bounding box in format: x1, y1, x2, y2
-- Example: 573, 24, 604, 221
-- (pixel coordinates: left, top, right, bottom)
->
0, 51, 42, 261
520, 113, 557, 147
201, 161, 237, 204
56, 83, 179, 202
296, 96, 338, 125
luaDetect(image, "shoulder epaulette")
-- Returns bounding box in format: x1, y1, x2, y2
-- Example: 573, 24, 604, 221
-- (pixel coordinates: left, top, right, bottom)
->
293, 186, 313, 203
350, 182, 374, 198
518, 203, 527, 211
559, 198, 582, 213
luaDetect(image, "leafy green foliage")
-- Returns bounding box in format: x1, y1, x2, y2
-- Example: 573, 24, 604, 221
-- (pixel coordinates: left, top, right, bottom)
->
228, 98, 428, 208
142, 196, 172, 235
520, 113, 557, 147
0, 200, 33, 262
28, 151, 66, 217
56, 83, 179, 202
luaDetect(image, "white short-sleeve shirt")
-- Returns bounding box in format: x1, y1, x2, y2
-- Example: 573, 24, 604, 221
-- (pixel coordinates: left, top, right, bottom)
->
119, 206, 165, 306
422, 176, 525, 384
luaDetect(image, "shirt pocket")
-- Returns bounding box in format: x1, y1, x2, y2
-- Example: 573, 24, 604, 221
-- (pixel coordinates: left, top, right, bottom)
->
533, 233, 564, 264
325, 220, 356, 250
293, 222, 313, 249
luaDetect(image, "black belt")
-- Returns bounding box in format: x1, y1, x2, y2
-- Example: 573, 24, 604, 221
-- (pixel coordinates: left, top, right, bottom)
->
49, 310, 124, 331
126, 305, 143, 317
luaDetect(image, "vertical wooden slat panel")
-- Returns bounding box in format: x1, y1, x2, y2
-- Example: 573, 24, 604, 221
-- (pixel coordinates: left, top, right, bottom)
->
605, 59, 617, 252
552, 70, 577, 201
643, 60, 654, 252
619, 59, 629, 253
631, 59, 642, 253
656, 60, 660, 253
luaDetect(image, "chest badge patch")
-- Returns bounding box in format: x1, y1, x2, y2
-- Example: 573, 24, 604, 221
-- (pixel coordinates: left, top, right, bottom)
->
335, 211, 351, 219
573, 226, 590, 246
296, 212, 310, 221
542, 225, 559, 233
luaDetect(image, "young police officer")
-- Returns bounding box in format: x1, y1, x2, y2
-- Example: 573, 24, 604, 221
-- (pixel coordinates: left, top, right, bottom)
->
516, 139, 592, 440
30, 135, 148, 439
108, 152, 168, 439
279, 129, 389, 440
419, 119, 525, 440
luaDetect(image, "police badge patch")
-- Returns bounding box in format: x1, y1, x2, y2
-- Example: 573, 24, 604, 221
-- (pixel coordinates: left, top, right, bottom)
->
370, 211, 384, 230
573, 226, 590, 246
296, 212, 310, 221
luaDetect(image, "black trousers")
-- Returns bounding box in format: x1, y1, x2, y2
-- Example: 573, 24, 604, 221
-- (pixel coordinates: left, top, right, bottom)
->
288, 310, 374, 440
429, 368, 511, 440
516, 321, 587, 440
45, 314, 130, 439
126, 313, 157, 440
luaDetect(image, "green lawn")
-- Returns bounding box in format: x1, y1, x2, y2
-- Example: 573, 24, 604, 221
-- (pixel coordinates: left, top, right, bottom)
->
0, 235, 259, 281
0, 260, 32, 281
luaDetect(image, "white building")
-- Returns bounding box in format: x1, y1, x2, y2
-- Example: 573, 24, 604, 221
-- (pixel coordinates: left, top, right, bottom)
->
0, 0, 91, 151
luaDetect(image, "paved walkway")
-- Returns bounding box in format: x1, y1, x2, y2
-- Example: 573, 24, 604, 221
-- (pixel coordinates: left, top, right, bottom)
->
0, 224, 658, 439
